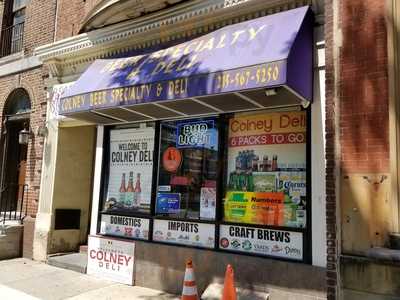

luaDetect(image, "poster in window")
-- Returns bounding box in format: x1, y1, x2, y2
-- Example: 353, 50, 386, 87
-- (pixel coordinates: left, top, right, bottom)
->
103, 127, 154, 214
224, 111, 307, 228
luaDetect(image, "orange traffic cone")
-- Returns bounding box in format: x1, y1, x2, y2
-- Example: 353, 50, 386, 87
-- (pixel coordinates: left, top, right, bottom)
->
182, 259, 198, 300
222, 264, 237, 300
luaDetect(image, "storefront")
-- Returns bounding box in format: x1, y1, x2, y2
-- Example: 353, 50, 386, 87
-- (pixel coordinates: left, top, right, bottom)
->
35, 2, 326, 297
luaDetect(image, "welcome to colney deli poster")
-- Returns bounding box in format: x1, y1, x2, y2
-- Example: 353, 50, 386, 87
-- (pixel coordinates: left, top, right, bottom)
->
104, 127, 155, 214
225, 111, 307, 228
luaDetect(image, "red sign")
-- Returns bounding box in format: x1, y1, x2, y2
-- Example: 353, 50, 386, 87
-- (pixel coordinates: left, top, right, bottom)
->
162, 147, 182, 172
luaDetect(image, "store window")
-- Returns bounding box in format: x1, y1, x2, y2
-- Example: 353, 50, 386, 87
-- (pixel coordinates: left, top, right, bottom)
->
219, 110, 307, 261
97, 110, 309, 259
99, 123, 156, 240
152, 117, 219, 249
156, 118, 219, 220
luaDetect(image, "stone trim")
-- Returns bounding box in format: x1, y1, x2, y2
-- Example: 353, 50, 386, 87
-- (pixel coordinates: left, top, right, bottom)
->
35, 0, 322, 79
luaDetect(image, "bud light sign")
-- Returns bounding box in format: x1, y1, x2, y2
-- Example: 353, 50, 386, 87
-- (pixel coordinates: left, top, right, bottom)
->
176, 119, 217, 149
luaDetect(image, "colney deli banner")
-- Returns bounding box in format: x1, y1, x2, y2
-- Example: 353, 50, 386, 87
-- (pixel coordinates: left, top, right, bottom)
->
224, 111, 307, 228
104, 127, 155, 214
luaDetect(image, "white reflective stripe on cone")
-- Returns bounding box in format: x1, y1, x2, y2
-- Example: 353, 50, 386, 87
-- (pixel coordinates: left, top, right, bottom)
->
182, 285, 198, 295
184, 269, 195, 282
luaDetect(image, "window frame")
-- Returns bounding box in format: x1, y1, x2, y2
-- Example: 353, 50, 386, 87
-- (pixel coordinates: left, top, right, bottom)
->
96, 107, 312, 263
97, 122, 159, 241
154, 116, 222, 223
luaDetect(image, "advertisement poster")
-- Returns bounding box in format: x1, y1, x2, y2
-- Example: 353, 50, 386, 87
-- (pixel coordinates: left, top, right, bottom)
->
153, 219, 215, 248
87, 235, 135, 285
224, 191, 285, 226
104, 127, 154, 214
162, 147, 182, 172
156, 193, 181, 214
200, 187, 216, 219
219, 224, 303, 260
100, 214, 150, 240
225, 111, 307, 228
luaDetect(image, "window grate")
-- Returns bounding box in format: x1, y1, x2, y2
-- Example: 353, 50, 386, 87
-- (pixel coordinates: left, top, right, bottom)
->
0, 22, 24, 57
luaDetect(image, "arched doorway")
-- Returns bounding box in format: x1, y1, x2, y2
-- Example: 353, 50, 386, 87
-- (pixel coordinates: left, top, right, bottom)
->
0, 88, 31, 220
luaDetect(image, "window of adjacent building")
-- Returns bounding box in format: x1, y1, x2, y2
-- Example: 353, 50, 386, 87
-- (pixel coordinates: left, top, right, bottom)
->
1, 0, 27, 57
156, 118, 220, 221
223, 110, 307, 229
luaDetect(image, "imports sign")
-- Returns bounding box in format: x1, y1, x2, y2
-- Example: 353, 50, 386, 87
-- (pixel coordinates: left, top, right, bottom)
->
87, 235, 135, 285
100, 214, 150, 240
153, 219, 215, 249
219, 224, 303, 260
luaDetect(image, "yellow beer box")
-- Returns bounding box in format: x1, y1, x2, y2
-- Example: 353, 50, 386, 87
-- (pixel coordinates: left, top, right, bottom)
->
223, 191, 253, 223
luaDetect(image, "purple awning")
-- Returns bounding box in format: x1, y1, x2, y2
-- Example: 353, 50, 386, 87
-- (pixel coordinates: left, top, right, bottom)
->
60, 6, 313, 117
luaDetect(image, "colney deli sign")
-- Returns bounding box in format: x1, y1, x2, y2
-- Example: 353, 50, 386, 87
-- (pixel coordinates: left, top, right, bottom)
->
87, 236, 135, 285
89, 248, 132, 270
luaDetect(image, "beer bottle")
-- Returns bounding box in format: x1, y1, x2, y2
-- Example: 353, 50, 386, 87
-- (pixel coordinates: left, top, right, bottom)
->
271, 155, 278, 171
228, 172, 235, 190
247, 173, 254, 192
266, 155, 271, 172
134, 173, 142, 206
126, 172, 134, 207
252, 152, 259, 172
239, 173, 248, 191
262, 155, 268, 172
119, 173, 126, 206
236, 152, 242, 171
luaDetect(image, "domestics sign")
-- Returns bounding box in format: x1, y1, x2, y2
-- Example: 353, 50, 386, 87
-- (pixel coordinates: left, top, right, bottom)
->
87, 235, 135, 285
100, 214, 150, 240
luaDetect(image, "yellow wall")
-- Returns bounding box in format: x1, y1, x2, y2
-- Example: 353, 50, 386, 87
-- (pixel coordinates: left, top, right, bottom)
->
49, 126, 95, 253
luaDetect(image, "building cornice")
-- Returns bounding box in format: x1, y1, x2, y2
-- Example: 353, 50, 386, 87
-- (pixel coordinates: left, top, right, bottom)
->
35, 0, 323, 81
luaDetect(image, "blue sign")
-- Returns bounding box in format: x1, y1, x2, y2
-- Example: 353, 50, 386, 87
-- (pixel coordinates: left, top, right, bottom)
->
156, 193, 181, 214
176, 119, 218, 149
59, 7, 313, 115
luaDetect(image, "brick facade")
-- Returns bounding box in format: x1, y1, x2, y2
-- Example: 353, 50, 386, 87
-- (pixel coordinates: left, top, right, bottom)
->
54, 0, 104, 40
0, 69, 48, 217
339, 0, 389, 174
0, 0, 56, 257
6, 0, 394, 298
325, 0, 392, 298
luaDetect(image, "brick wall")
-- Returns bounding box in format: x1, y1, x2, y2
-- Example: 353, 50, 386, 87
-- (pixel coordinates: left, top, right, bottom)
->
0, 68, 48, 217
24, 0, 57, 55
55, 0, 105, 41
324, 1, 337, 299
0, 0, 56, 55
326, 0, 391, 298
0, 0, 56, 259
55, 0, 86, 40
340, 0, 389, 174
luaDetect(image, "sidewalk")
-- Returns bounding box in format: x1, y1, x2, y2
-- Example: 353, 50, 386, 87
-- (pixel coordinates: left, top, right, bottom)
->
0, 258, 179, 300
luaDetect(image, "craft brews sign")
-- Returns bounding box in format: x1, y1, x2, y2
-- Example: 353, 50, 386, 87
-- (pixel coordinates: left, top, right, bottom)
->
87, 236, 135, 285
219, 224, 303, 260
